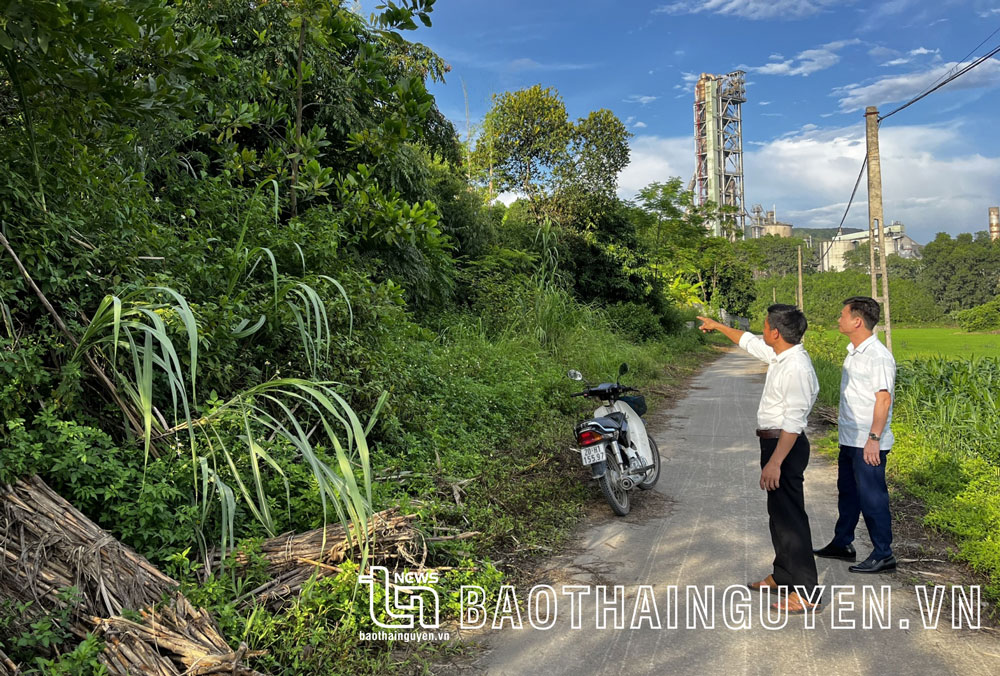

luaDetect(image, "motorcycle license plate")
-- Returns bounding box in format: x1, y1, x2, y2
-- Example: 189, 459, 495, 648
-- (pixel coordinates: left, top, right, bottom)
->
580, 445, 605, 465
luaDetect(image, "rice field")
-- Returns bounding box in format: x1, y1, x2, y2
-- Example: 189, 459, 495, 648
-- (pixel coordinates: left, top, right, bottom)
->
818, 327, 1000, 361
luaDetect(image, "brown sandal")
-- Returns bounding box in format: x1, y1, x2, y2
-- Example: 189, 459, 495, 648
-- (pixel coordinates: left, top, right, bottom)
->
748, 574, 778, 592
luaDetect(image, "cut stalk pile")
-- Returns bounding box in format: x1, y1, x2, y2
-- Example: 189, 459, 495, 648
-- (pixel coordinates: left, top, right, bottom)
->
0, 475, 178, 625
91, 594, 267, 676
230, 508, 426, 608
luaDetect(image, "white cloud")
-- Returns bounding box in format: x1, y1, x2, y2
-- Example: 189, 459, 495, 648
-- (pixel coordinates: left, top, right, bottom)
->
634, 121, 648, 128
617, 136, 694, 197
675, 71, 701, 94
743, 39, 860, 76
624, 95, 659, 105
909, 47, 938, 56
743, 123, 1000, 242
868, 46, 897, 60
617, 125, 1000, 242
759, 101, 772, 105
835, 58, 1000, 112
653, 0, 844, 20
978, 8, 1000, 17
768, 53, 784, 61
882, 58, 910, 67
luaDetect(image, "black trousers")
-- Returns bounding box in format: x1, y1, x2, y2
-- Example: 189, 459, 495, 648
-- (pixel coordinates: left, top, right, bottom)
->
759, 434, 819, 596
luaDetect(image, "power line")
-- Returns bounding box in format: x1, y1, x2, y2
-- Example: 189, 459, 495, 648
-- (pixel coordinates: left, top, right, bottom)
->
889, 24, 1000, 114
819, 27, 1000, 265
818, 155, 868, 268
880, 41, 1000, 121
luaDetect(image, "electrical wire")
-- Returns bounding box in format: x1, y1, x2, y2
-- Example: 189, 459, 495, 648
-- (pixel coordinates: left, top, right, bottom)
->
816, 26, 1000, 263
882, 24, 1000, 119
880, 41, 1000, 121
817, 155, 868, 267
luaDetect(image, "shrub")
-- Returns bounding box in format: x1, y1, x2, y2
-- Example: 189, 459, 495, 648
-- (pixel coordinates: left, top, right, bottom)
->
605, 302, 664, 342
954, 296, 1000, 333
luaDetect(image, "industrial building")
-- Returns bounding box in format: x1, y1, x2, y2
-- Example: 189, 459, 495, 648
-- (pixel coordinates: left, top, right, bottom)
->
747, 205, 793, 239
693, 71, 746, 239
818, 222, 922, 272
990, 207, 999, 242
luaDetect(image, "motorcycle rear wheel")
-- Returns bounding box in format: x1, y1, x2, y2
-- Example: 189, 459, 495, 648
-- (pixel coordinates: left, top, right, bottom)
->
638, 437, 661, 490
598, 446, 630, 516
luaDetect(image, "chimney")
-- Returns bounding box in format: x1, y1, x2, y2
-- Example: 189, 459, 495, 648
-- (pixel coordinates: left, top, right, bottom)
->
990, 207, 1000, 242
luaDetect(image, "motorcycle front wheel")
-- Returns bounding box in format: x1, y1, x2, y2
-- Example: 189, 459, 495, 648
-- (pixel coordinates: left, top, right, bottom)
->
598, 445, 630, 516
638, 437, 661, 490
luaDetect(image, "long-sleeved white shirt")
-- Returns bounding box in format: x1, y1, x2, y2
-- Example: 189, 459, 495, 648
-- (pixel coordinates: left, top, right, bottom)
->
738, 332, 819, 435
838, 334, 896, 449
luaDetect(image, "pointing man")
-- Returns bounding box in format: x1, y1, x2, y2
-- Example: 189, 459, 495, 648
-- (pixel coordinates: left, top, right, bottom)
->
698, 305, 821, 613
814, 296, 897, 573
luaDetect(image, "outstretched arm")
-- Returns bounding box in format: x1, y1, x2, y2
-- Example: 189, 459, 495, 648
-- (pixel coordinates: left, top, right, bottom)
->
698, 316, 776, 363
696, 316, 746, 345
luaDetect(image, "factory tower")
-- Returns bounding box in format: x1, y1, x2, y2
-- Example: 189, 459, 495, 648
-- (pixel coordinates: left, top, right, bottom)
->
693, 71, 746, 239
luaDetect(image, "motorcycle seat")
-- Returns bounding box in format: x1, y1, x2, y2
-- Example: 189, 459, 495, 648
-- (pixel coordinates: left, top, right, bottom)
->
591, 412, 627, 431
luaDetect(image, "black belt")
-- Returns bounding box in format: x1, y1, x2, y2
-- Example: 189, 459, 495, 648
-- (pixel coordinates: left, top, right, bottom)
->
755, 428, 784, 439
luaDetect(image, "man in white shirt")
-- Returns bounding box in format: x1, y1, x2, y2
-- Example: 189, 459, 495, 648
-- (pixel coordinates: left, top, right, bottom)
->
814, 296, 897, 573
698, 304, 821, 614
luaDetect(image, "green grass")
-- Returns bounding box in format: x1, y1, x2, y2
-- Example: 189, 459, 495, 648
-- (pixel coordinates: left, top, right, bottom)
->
818, 327, 1000, 361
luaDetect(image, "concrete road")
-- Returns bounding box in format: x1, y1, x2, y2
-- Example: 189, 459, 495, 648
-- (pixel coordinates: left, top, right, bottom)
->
467, 348, 1000, 676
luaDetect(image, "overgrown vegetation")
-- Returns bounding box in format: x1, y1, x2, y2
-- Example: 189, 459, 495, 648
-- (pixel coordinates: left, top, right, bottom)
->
3, 0, 999, 670
0, 1, 725, 671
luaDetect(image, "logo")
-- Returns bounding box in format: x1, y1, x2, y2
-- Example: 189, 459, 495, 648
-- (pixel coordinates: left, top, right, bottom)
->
359, 566, 441, 629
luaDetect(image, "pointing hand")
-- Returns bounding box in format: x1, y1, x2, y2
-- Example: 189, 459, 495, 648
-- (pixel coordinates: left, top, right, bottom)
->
696, 316, 721, 333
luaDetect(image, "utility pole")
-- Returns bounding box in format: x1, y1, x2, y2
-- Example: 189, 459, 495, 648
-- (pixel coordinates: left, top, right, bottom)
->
797, 245, 804, 311
865, 107, 893, 352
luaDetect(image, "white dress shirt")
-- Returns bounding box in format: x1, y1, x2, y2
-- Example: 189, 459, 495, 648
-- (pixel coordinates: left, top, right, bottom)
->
738, 333, 819, 434
839, 334, 896, 449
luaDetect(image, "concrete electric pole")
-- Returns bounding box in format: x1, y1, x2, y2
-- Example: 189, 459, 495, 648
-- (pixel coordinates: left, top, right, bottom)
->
864, 107, 893, 353
797, 245, 804, 311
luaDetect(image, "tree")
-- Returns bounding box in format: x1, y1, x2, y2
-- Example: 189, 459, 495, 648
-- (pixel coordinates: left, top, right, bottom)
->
474, 85, 572, 221
735, 236, 817, 279
919, 232, 1000, 312
695, 237, 755, 315
566, 109, 631, 201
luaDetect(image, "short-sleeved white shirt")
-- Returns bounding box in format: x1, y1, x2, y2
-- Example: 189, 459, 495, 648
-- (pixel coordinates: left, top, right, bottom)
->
738, 333, 819, 435
838, 334, 896, 449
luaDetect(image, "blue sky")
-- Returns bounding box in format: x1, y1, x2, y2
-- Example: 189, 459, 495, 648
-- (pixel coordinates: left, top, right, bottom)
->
363, 1, 1000, 243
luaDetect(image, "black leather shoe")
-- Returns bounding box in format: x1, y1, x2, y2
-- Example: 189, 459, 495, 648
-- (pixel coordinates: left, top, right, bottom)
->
849, 555, 896, 573
813, 542, 856, 561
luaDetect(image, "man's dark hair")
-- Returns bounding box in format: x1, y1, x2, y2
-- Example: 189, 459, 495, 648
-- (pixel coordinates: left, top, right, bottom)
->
843, 296, 880, 330
766, 304, 808, 344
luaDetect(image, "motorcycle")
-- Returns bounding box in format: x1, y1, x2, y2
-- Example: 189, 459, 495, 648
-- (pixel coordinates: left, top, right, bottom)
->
568, 363, 660, 515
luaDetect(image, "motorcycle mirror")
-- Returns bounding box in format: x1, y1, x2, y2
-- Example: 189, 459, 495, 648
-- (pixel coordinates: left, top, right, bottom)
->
567, 369, 583, 381
618, 363, 629, 377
